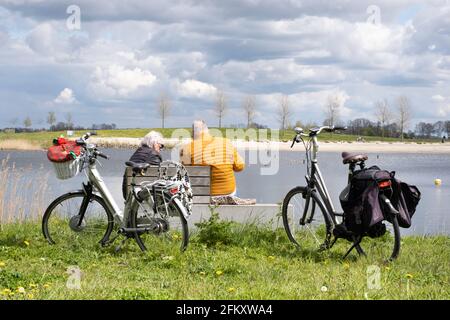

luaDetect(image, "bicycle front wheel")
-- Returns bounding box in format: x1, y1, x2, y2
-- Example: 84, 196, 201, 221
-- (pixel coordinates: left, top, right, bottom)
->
282, 186, 330, 252
42, 191, 114, 246
131, 197, 189, 252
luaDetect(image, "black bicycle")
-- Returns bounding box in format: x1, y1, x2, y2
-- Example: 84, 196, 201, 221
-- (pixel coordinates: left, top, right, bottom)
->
281, 126, 401, 261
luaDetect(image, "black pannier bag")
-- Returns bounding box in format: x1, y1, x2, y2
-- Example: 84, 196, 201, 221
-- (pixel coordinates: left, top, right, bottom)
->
339, 165, 421, 237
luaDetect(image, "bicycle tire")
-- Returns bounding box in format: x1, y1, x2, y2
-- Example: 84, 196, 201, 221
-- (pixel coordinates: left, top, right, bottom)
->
42, 191, 114, 246
130, 197, 189, 252
282, 186, 332, 251
357, 214, 401, 261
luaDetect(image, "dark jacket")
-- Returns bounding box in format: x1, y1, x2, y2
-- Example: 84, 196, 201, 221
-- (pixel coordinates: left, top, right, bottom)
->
122, 145, 162, 199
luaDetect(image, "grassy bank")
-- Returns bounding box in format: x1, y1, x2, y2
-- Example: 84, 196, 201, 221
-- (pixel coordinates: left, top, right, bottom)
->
0, 219, 448, 300
0, 128, 441, 149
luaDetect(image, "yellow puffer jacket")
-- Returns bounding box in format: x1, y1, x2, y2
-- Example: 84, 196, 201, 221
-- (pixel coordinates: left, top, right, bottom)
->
180, 133, 245, 196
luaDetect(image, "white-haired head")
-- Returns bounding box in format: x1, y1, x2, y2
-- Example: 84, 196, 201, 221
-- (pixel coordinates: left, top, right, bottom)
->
141, 131, 163, 149
192, 120, 208, 140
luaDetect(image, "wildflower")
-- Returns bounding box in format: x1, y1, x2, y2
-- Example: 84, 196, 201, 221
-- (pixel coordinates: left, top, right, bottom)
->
172, 234, 180, 240
405, 273, 414, 279
343, 262, 350, 269
215, 270, 223, 276
162, 255, 174, 261
23, 240, 30, 247
385, 266, 391, 271
227, 287, 236, 293
320, 286, 328, 292
0, 261, 5, 268
17, 287, 26, 294
29, 283, 37, 289
199, 271, 206, 276
27, 293, 34, 299
1, 289, 12, 296
268, 256, 275, 261
43, 283, 51, 289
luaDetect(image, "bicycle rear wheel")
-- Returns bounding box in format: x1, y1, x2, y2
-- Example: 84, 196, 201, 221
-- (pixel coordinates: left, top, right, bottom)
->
130, 197, 189, 252
42, 191, 114, 246
356, 215, 401, 262
282, 186, 331, 253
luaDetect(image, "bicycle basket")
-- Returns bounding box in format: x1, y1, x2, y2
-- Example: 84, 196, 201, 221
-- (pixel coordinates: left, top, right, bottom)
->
47, 140, 84, 180
51, 157, 83, 180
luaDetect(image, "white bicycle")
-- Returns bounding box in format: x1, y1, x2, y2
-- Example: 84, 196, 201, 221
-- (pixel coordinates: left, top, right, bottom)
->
42, 132, 193, 252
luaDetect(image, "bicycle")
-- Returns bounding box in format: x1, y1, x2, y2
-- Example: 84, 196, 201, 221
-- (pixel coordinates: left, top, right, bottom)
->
42, 132, 193, 252
281, 126, 401, 261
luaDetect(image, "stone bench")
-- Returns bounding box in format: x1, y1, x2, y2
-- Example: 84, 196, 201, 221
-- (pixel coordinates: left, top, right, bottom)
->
124, 165, 283, 225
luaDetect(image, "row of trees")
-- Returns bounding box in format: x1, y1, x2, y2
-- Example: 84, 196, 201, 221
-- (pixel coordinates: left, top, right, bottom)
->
156, 91, 424, 141
7, 112, 116, 132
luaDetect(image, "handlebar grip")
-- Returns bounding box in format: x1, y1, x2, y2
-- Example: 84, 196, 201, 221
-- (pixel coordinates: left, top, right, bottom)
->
290, 138, 296, 148
96, 151, 109, 159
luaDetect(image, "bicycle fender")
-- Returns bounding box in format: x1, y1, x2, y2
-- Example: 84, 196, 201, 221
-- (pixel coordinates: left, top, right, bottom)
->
173, 197, 190, 220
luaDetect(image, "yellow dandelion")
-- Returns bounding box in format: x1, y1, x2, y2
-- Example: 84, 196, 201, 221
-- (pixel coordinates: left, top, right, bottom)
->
23, 240, 30, 247
199, 271, 206, 276
227, 287, 236, 293
405, 273, 414, 279
27, 293, 34, 299
268, 256, 275, 260
343, 262, 350, 269
17, 287, 26, 294
29, 283, 37, 289
43, 283, 51, 289
1, 289, 12, 296
215, 270, 223, 276
385, 266, 391, 271
0, 261, 5, 268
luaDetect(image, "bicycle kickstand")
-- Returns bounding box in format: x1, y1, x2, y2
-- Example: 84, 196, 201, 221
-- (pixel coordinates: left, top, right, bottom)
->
343, 236, 362, 259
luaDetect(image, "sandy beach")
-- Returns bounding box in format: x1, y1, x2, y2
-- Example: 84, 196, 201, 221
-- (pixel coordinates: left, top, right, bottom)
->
82, 137, 450, 154
1, 136, 449, 154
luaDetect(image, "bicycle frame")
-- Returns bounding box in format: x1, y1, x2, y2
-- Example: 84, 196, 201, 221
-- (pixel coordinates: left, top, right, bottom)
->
302, 136, 341, 228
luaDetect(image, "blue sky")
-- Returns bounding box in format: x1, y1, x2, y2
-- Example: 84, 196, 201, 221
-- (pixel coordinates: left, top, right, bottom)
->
0, 0, 449, 129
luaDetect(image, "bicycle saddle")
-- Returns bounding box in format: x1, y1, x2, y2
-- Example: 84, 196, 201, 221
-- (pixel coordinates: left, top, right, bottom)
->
125, 161, 150, 172
341, 152, 368, 164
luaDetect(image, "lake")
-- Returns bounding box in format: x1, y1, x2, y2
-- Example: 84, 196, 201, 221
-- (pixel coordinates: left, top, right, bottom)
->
1, 148, 449, 236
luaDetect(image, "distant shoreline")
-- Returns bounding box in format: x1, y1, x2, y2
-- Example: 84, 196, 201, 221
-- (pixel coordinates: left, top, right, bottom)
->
1, 137, 450, 154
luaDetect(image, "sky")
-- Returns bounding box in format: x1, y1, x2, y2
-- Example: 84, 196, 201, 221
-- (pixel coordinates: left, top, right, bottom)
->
0, 0, 449, 129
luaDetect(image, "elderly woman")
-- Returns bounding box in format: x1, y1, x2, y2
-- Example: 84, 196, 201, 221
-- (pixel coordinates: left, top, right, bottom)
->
122, 131, 164, 199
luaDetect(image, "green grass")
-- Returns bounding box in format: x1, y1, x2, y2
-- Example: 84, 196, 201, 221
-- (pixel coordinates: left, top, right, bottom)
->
0, 128, 442, 149
0, 220, 448, 300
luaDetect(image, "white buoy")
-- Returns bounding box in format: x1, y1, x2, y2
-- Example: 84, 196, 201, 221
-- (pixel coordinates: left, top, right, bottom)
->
434, 179, 442, 186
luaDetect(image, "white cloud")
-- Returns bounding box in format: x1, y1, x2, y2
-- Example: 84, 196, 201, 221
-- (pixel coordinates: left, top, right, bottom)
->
90, 65, 157, 97
54, 88, 76, 104
178, 79, 217, 98
432, 94, 446, 102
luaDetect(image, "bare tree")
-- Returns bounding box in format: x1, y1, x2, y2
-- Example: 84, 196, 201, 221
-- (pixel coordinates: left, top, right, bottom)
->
23, 116, 32, 128
9, 117, 19, 127
47, 111, 56, 129
157, 92, 171, 129
215, 90, 227, 128
374, 99, 391, 138
277, 95, 292, 131
323, 94, 341, 128
65, 112, 73, 130
396, 96, 412, 141
242, 95, 256, 128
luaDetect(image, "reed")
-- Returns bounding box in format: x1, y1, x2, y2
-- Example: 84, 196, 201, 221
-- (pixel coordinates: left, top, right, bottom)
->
0, 156, 49, 228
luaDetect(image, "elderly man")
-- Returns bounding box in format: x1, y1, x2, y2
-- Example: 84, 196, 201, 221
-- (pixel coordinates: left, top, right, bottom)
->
122, 131, 164, 199
180, 120, 245, 196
